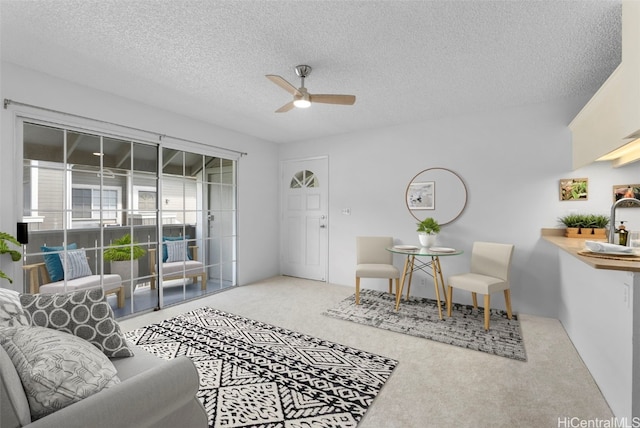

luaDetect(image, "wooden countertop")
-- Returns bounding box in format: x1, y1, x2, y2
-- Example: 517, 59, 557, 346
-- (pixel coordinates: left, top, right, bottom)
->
541, 228, 640, 272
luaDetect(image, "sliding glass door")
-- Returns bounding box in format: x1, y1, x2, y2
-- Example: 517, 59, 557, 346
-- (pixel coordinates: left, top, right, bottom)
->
21, 120, 237, 317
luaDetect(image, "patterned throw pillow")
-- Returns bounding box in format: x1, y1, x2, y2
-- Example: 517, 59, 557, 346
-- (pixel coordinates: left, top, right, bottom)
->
20, 288, 134, 358
0, 288, 29, 327
59, 249, 92, 280
0, 325, 120, 420
41, 243, 78, 282
165, 239, 188, 262
162, 235, 192, 262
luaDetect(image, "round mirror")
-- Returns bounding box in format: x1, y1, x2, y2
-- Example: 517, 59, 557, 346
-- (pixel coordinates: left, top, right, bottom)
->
405, 167, 468, 226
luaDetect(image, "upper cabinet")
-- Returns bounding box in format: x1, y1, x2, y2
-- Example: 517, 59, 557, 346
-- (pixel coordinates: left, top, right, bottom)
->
570, 1, 640, 169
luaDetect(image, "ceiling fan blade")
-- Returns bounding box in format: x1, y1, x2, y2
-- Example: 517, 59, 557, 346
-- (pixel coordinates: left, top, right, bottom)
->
266, 75, 301, 96
309, 94, 356, 105
275, 101, 295, 113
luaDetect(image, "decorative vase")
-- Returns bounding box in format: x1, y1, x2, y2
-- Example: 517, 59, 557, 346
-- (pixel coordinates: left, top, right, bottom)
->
418, 233, 437, 247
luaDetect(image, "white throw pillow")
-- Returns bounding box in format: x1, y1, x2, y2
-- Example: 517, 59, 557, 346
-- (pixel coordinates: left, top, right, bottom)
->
165, 239, 188, 262
59, 249, 92, 280
0, 326, 120, 420
0, 288, 29, 327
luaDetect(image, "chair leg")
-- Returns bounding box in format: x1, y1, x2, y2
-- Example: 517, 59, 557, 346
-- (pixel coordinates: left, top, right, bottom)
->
388, 278, 392, 294
200, 273, 207, 291
484, 294, 491, 330
116, 287, 125, 308
472, 292, 478, 309
446, 286, 453, 317
504, 289, 513, 319
355, 277, 361, 305
150, 275, 156, 290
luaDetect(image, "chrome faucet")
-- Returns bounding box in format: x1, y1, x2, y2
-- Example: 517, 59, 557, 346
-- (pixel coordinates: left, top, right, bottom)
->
609, 197, 640, 243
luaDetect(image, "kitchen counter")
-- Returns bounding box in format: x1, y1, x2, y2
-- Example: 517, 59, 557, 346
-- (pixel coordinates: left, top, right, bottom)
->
542, 228, 640, 420
541, 228, 640, 272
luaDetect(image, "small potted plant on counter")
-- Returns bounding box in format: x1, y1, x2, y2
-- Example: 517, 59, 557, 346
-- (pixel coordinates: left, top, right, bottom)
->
558, 214, 609, 238
417, 217, 440, 247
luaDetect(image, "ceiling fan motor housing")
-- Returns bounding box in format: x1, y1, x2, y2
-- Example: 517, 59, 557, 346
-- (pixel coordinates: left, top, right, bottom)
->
295, 65, 312, 78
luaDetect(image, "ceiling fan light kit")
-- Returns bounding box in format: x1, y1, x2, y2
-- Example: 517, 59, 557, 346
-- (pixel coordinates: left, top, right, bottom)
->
266, 65, 356, 113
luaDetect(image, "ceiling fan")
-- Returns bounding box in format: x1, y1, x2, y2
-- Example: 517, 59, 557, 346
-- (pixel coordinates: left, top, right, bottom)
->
266, 65, 356, 113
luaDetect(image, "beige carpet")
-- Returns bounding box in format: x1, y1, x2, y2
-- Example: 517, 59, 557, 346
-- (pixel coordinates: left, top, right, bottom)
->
119, 276, 614, 428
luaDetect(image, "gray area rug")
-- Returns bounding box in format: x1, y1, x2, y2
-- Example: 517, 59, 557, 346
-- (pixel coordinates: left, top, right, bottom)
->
125, 307, 398, 427
323, 289, 527, 361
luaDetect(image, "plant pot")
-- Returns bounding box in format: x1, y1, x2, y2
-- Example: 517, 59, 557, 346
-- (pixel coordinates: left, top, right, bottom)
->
565, 227, 582, 238
110, 260, 139, 298
418, 233, 437, 247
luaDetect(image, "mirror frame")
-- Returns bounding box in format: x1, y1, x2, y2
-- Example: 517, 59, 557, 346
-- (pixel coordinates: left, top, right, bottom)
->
405, 167, 468, 226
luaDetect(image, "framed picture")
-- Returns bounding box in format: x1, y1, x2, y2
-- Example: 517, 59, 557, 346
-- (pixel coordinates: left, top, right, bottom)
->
407, 181, 435, 210
559, 178, 588, 201
613, 184, 640, 206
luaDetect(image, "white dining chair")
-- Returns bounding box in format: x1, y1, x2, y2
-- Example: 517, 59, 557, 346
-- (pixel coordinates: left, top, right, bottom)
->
355, 236, 400, 305
446, 241, 515, 330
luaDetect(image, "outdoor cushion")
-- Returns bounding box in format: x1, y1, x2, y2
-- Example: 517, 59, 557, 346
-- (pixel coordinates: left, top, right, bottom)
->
41, 243, 77, 282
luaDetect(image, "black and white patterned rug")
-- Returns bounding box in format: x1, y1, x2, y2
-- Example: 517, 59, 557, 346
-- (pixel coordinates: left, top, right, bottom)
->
323, 290, 526, 361
124, 307, 398, 427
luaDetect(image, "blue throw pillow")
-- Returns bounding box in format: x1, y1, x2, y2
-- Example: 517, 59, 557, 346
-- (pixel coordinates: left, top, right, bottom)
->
41, 243, 78, 282
162, 236, 191, 262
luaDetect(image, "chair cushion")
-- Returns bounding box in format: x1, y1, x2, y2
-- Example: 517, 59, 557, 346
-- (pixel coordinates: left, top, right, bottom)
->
159, 260, 204, 277
41, 243, 78, 282
448, 272, 508, 294
37, 274, 122, 294
356, 263, 399, 279
20, 288, 134, 358
60, 249, 92, 280
162, 236, 191, 262
165, 240, 188, 262
0, 325, 120, 420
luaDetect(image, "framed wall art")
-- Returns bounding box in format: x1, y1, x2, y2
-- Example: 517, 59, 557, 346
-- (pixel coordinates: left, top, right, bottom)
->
613, 184, 640, 206
407, 181, 435, 210
559, 178, 588, 201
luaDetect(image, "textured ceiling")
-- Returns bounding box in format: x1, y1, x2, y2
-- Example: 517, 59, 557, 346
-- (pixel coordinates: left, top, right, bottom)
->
0, 0, 622, 144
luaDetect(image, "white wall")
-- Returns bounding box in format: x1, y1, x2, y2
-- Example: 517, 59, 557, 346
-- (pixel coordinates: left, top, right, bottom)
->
0, 62, 281, 289
279, 97, 640, 318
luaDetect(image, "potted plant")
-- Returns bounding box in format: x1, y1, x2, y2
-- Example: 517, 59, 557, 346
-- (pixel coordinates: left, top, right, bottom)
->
416, 217, 440, 247
104, 234, 146, 298
558, 214, 609, 238
583, 214, 609, 238
0, 232, 22, 283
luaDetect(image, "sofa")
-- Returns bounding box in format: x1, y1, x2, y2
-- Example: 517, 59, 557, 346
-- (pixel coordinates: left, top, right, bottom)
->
0, 288, 208, 428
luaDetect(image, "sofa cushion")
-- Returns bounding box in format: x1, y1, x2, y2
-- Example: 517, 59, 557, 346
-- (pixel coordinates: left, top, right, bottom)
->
20, 288, 134, 358
0, 326, 120, 420
38, 274, 122, 294
60, 249, 92, 280
41, 243, 77, 282
0, 344, 31, 427
0, 288, 29, 327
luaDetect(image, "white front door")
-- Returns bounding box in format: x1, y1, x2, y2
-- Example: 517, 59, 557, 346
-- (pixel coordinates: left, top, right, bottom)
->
281, 157, 328, 281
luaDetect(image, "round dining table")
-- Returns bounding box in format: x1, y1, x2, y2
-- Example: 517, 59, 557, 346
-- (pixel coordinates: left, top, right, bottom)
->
386, 245, 464, 319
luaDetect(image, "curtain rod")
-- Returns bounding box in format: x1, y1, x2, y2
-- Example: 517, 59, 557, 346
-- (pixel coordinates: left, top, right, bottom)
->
3, 98, 248, 157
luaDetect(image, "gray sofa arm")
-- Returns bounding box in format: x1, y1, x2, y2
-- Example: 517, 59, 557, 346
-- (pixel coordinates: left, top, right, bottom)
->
27, 356, 208, 428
